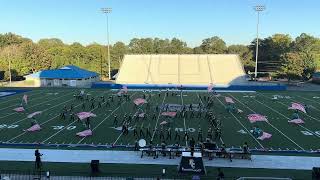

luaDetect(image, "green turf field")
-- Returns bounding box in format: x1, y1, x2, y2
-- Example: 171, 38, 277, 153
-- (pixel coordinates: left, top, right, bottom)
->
0, 88, 320, 153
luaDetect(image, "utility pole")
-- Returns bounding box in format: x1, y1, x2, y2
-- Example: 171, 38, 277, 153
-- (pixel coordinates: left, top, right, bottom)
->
254, 5, 265, 79
101, 7, 112, 79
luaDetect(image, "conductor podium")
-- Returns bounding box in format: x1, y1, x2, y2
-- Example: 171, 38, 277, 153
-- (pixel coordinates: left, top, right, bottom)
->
178, 152, 206, 175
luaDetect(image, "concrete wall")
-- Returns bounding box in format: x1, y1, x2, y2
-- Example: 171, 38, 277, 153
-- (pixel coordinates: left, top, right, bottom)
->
116, 54, 247, 86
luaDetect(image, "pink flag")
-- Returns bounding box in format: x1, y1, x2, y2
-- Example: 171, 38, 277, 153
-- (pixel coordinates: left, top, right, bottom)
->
257, 132, 272, 140
122, 85, 128, 93
138, 113, 145, 118
76, 129, 93, 137
207, 84, 213, 92
133, 98, 147, 105
25, 124, 41, 132
160, 121, 168, 125
13, 107, 25, 112
288, 118, 305, 124
77, 112, 97, 120
247, 114, 268, 123
23, 94, 28, 104
288, 102, 306, 113
27, 111, 42, 118
161, 112, 177, 117
225, 97, 235, 104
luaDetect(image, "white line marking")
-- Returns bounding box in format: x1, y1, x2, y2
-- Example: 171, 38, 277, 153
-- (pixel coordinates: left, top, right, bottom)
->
180, 91, 188, 147
0, 91, 74, 119
197, 93, 224, 144
214, 96, 264, 149
150, 93, 167, 141
257, 93, 320, 139
230, 93, 305, 150
85, 93, 137, 145
0, 90, 46, 105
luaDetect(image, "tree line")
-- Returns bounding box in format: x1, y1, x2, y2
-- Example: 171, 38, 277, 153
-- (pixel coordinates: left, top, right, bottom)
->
0, 32, 319, 81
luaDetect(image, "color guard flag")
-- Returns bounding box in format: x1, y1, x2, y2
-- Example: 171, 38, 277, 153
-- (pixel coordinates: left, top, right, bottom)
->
25, 124, 41, 132
247, 114, 268, 123
27, 111, 42, 118
77, 112, 97, 120
133, 98, 147, 105
13, 107, 25, 112
225, 97, 235, 104
161, 112, 177, 117
288, 118, 305, 124
288, 102, 306, 113
207, 84, 213, 92
257, 132, 272, 140
76, 129, 93, 137
22, 94, 28, 105
122, 85, 128, 93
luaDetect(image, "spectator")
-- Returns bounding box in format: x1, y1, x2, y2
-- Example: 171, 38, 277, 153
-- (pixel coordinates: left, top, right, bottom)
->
35, 149, 43, 170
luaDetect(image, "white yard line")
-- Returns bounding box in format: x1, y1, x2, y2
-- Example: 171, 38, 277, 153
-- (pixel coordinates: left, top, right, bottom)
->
197, 93, 224, 144
0, 97, 75, 133
180, 90, 188, 147
150, 93, 167, 142
5, 91, 97, 143
295, 95, 320, 106
260, 93, 320, 123
230, 93, 305, 150
0, 91, 74, 119
253, 93, 320, 139
112, 92, 156, 146
0, 90, 46, 105
0, 93, 52, 111
41, 91, 110, 144
81, 92, 138, 145
289, 95, 320, 113
214, 96, 264, 149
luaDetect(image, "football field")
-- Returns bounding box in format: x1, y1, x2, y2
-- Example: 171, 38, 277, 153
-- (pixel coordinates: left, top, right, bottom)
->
0, 88, 320, 153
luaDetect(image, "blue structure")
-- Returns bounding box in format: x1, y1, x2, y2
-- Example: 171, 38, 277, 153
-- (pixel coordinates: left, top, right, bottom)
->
25, 65, 99, 87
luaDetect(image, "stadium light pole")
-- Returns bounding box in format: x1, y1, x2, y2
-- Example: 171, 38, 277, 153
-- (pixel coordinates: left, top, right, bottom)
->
101, 7, 112, 80
253, 5, 265, 79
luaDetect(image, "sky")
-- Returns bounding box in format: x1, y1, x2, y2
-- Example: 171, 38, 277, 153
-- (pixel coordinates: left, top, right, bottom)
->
0, 0, 319, 47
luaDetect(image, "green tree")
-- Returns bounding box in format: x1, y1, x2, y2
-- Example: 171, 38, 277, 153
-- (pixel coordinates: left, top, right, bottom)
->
279, 52, 304, 80
292, 33, 320, 78
22, 42, 52, 72
0, 33, 31, 48
111, 41, 128, 68
228, 45, 254, 72
38, 38, 64, 49
169, 38, 190, 54
154, 38, 171, 54
199, 36, 227, 54
250, 34, 292, 73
